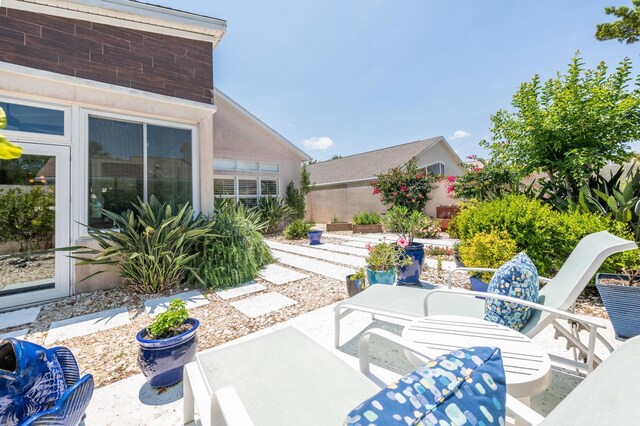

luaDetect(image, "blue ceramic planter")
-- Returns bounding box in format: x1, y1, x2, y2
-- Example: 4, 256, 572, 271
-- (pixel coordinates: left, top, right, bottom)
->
397, 243, 425, 285
136, 318, 199, 388
346, 274, 364, 297
307, 230, 323, 245
596, 273, 640, 340
366, 268, 396, 285
470, 277, 489, 292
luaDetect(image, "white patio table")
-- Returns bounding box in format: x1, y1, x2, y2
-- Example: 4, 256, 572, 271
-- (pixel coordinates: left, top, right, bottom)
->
402, 315, 552, 400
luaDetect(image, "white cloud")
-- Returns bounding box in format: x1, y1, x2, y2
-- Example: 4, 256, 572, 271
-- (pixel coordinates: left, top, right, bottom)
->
450, 130, 471, 139
302, 136, 334, 150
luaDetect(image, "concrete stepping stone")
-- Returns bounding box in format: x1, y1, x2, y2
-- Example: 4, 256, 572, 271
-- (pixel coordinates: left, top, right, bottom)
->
145, 290, 210, 317
271, 250, 355, 281
216, 282, 266, 300
0, 306, 41, 330
260, 264, 308, 286
230, 292, 297, 318
266, 240, 365, 268
45, 307, 130, 345
310, 243, 368, 257
0, 328, 28, 340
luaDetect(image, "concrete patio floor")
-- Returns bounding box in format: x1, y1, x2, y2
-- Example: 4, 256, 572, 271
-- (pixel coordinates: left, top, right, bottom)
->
83, 300, 622, 426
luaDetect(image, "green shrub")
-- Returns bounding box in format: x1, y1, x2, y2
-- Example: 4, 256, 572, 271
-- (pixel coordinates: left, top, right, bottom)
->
0, 186, 55, 257
285, 181, 305, 220
459, 231, 518, 281
382, 206, 426, 244
365, 242, 411, 271
372, 158, 437, 211
451, 194, 629, 277
199, 200, 273, 289
255, 196, 293, 234
77, 196, 215, 294
284, 219, 313, 239
146, 299, 188, 339
416, 216, 442, 239
353, 211, 381, 225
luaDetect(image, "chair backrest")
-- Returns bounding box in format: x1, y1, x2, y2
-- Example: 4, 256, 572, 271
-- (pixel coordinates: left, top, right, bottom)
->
541, 335, 640, 425
521, 231, 636, 335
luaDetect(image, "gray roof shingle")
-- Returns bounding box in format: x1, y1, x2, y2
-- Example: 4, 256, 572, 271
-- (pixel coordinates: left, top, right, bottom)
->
307, 137, 442, 185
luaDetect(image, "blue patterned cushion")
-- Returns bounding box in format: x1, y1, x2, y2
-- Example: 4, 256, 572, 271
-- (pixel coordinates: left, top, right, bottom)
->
344, 346, 506, 426
484, 251, 539, 331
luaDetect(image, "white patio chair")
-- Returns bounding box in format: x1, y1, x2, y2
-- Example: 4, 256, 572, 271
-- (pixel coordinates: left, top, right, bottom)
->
334, 231, 637, 371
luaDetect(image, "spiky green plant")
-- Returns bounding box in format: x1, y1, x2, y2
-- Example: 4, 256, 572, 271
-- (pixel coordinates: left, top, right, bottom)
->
255, 196, 294, 233
75, 196, 216, 294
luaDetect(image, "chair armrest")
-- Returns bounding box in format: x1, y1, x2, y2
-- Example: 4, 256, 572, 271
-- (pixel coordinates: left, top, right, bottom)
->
446, 267, 497, 288
506, 394, 544, 425
358, 328, 433, 374
213, 387, 255, 426
538, 276, 552, 284
424, 288, 604, 329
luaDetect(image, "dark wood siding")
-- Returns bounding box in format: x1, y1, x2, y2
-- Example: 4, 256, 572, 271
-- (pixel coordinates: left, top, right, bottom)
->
0, 7, 213, 104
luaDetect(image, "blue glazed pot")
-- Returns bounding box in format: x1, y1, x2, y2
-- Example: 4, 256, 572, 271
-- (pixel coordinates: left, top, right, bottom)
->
0, 338, 67, 425
136, 318, 199, 388
366, 268, 396, 285
307, 230, 323, 245
596, 273, 640, 340
397, 243, 425, 285
470, 276, 489, 292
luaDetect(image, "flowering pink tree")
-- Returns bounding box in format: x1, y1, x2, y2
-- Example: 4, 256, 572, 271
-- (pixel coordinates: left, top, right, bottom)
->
443, 156, 522, 201
371, 158, 437, 211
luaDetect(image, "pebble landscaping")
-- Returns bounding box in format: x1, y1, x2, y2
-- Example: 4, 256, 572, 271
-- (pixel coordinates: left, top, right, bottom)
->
0, 231, 606, 388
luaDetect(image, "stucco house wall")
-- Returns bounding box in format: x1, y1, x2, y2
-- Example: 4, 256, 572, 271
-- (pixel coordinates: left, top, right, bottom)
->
212, 91, 309, 201
306, 138, 464, 223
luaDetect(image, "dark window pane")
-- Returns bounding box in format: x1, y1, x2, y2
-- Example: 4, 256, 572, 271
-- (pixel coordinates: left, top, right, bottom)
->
238, 179, 257, 196
214, 178, 235, 195
261, 179, 278, 196
0, 102, 64, 136
88, 117, 143, 228
239, 197, 258, 208
147, 125, 193, 207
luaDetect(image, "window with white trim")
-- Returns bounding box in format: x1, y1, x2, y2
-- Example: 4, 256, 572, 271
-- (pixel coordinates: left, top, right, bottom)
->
213, 159, 279, 173
426, 162, 445, 176
214, 176, 279, 207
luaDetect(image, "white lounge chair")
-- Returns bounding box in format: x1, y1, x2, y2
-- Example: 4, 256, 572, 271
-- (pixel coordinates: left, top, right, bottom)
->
334, 231, 637, 371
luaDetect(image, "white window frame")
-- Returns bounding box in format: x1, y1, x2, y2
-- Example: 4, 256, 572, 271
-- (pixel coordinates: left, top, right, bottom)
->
213, 175, 280, 204
426, 162, 446, 176
213, 159, 280, 173
0, 95, 71, 144
81, 108, 200, 231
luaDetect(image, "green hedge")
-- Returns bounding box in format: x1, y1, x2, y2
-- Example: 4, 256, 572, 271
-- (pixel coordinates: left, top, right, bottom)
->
450, 195, 633, 277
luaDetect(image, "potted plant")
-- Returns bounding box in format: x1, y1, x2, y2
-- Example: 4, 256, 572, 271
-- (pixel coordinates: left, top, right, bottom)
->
364, 242, 411, 285
352, 211, 383, 233
596, 251, 640, 339
382, 206, 428, 285
327, 215, 352, 232
345, 268, 367, 297
136, 299, 199, 387
307, 228, 323, 245
458, 231, 517, 293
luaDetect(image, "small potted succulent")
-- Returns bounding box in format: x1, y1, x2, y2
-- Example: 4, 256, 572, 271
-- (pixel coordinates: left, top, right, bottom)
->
364, 242, 411, 285
382, 206, 427, 285
345, 268, 367, 297
136, 299, 199, 387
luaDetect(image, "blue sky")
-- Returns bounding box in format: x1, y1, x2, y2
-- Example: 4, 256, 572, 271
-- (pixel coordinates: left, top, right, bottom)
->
155, 0, 637, 161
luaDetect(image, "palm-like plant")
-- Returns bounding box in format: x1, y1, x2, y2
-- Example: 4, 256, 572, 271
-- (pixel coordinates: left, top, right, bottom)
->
75, 196, 216, 294
255, 196, 294, 233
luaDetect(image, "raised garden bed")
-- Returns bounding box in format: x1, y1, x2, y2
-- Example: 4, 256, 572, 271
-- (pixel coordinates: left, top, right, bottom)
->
352, 224, 383, 233
326, 222, 352, 232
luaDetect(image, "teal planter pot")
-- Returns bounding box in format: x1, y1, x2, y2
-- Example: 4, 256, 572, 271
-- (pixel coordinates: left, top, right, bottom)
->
366, 268, 395, 285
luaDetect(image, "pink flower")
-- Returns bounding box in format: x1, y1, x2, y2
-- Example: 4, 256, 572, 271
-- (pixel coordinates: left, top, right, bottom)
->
446, 186, 454, 194
372, 187, 380, 195
446, 176, 456, 183
466, 154, 477, 160
392, 191, 398, 196
415, 173, 425, 179
400, 186, 407, 192
365, 243, 373, 253
397, 238, 409, 247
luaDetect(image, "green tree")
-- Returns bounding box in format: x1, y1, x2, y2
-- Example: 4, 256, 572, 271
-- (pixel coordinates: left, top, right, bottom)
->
596, 0, 640, 44
285, 164, 314, 219
483, 53, 640, 197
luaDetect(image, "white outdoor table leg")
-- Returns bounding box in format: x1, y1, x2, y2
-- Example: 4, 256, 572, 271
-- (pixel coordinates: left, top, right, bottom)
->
183, 363, 196, 424
515, 396, 531, 426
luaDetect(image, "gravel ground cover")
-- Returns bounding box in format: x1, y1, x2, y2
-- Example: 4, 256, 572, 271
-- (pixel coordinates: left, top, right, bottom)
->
0, 232, 609, 389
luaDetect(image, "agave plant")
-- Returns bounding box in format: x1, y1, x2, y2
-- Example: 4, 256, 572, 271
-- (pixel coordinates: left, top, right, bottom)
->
254, 196, 294, 234
75, 196, 217, 294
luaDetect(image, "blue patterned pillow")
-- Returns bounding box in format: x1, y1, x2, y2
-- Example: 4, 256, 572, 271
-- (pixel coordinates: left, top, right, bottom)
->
484, 251, 539, 331
344, 346, 506, 426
